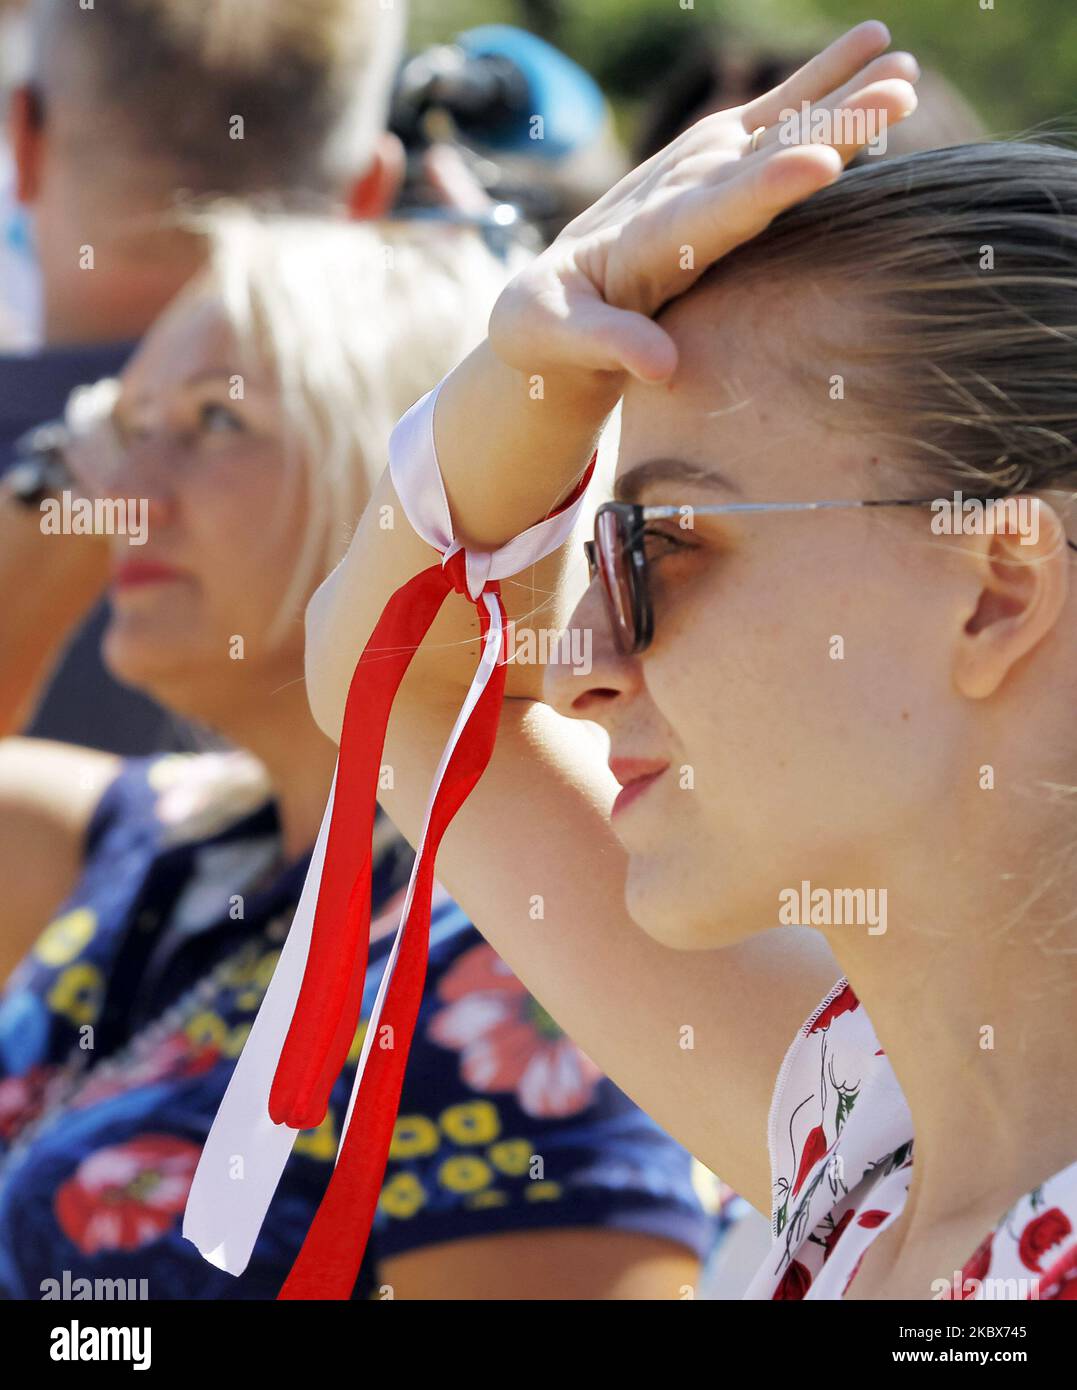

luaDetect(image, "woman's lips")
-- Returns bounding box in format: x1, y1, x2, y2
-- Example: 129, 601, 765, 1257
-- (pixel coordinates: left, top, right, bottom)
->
111, 560, 185, 590
609, 757, 669, 817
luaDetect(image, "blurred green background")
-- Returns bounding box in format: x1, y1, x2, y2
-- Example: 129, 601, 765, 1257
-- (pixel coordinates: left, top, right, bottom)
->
411, 0, 1077, 144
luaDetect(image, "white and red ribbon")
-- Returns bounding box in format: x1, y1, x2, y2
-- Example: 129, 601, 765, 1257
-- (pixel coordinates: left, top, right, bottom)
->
183, 378, 595, 1298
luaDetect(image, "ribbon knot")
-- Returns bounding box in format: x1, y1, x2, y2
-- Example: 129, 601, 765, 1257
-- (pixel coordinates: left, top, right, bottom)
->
441, 547, 473, 599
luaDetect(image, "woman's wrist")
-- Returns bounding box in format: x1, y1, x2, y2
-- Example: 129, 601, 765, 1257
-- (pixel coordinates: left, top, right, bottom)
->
433, 339, 621, 551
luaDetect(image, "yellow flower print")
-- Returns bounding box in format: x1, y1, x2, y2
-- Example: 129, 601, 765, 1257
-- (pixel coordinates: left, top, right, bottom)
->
35, 909, 97, 967
438, 1155, 494, 1194
294, 1112, 339, 1162
219, 942, 259, 989
233, 949, 281, 1013
346, 1021, 368, 1066
177, 1010, 250, 1061
466, 1190, 508, 1210
379, 1172, 426, 1220
389, 1115, 440, 1160
47, 962, 104, 1026
524, 1181, 563, 1203
252, 949, 280, 992
223, 1021, 251, 1058
487, 1139, 533, 1177
439, 1100, 500, 1146
185, 1011, 228, 1052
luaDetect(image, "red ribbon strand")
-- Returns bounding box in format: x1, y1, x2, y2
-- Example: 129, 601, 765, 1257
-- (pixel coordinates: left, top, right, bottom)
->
270, 551, 507, 1298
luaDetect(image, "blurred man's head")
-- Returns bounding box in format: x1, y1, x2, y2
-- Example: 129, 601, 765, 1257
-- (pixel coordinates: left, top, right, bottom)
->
8, 0, 407, 343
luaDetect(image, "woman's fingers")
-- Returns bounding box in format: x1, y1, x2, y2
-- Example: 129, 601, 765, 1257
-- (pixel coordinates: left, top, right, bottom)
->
664, 144, 843, 305
565, 298, 680, 382
825, 49, 920, 111
830, 78, 919, 161
749, 77, 919, 163
672, 78, 916, 292
502, 25, 920, 384
490, 262, 678, 382
741, 20, 892, 130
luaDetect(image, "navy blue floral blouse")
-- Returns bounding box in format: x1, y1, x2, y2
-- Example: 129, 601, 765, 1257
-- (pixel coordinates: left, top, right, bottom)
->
0, 752, 724, 1299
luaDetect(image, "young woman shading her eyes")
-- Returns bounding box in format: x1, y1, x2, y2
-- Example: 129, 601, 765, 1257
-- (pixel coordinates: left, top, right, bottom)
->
304, 23, 1077, 1300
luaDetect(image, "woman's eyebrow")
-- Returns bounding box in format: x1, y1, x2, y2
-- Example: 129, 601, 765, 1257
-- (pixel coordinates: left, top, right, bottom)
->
613, 457, 742, 504
181, 369, 257, 390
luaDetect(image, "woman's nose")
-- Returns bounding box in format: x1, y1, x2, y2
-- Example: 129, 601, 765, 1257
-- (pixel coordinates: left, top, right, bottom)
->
96, 433, 177, 527
543, 578, 641, 725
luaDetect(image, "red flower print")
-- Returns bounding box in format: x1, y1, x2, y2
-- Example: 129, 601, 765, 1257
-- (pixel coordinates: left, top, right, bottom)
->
857, 1209, 890, 1229
55, 1134, 201, 1254
843, 1252, 865, 1296
808, 983, 860, 1034
0, 1064, 57, 1141
956, 1233, 994, 1296
428, 943, 602, 1118
792, 1124, 829, 1198
72, 1032, 221, 1109
1018, 1207, 1072, 1273
1037, 1243, 1077, 1300
773, 1259, 812, 1300
937, 1234, 999, 1301
824, 1209, 854, 1261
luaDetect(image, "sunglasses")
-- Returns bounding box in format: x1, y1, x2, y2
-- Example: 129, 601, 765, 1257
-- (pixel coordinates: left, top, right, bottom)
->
584, 497, 1077, 656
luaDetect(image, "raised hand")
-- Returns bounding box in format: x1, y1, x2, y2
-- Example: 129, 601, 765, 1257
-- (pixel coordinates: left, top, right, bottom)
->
489, 21, 919, 385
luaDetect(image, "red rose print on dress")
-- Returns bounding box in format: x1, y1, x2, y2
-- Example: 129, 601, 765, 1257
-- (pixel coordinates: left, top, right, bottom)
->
842, 1252, 865, 1296
823, 1209, 853, 1261
962, 1234, 993, 1286
857, 1209, 890, 1229
1018, 1207, 1072, 1272
808, 983, 860, 1034
1037, 1243, 1077, 1300
427, 943, 603, 1118
940, 1233, 994, 1300
55, 1134, 201, 1254
773, 1259, 812, 1299
792, 1124, 829, 1198
0, 1063, 56, 1142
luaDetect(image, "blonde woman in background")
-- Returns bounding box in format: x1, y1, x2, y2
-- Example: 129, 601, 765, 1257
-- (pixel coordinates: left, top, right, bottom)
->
0, 212, 720, 1299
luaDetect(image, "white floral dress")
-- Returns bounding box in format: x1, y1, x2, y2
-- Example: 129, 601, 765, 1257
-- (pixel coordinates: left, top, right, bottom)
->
744, 979, 1077, 1300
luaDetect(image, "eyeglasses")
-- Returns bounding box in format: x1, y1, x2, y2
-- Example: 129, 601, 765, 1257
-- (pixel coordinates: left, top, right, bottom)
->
584, 497, 1077, 656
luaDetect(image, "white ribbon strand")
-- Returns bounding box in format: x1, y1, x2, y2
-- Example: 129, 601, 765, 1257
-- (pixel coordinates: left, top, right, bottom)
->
184, 380, 594, 1276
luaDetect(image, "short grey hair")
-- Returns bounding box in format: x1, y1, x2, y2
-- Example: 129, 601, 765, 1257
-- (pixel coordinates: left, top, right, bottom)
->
29, 0, 404, 195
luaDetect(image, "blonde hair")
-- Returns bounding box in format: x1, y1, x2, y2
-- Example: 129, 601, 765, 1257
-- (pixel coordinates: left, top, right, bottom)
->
189, 207, 527, 644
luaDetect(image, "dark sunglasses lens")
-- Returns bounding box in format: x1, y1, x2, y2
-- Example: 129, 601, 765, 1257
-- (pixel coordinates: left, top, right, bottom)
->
594, 509, 638, 653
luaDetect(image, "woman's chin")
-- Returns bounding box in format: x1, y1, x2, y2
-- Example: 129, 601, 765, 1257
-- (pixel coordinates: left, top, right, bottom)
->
101, 624, 197, 702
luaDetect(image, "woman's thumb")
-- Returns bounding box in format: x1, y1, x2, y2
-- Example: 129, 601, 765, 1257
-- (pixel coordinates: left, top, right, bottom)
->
565, 300, 679, 383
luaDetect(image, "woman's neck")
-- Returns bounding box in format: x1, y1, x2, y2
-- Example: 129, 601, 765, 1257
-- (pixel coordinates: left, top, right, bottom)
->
199, 673, 338, 863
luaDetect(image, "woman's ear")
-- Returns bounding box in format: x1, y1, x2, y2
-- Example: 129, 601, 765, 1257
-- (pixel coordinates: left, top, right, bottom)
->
953, 498, 1071, 699
344, 132, 406, 220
